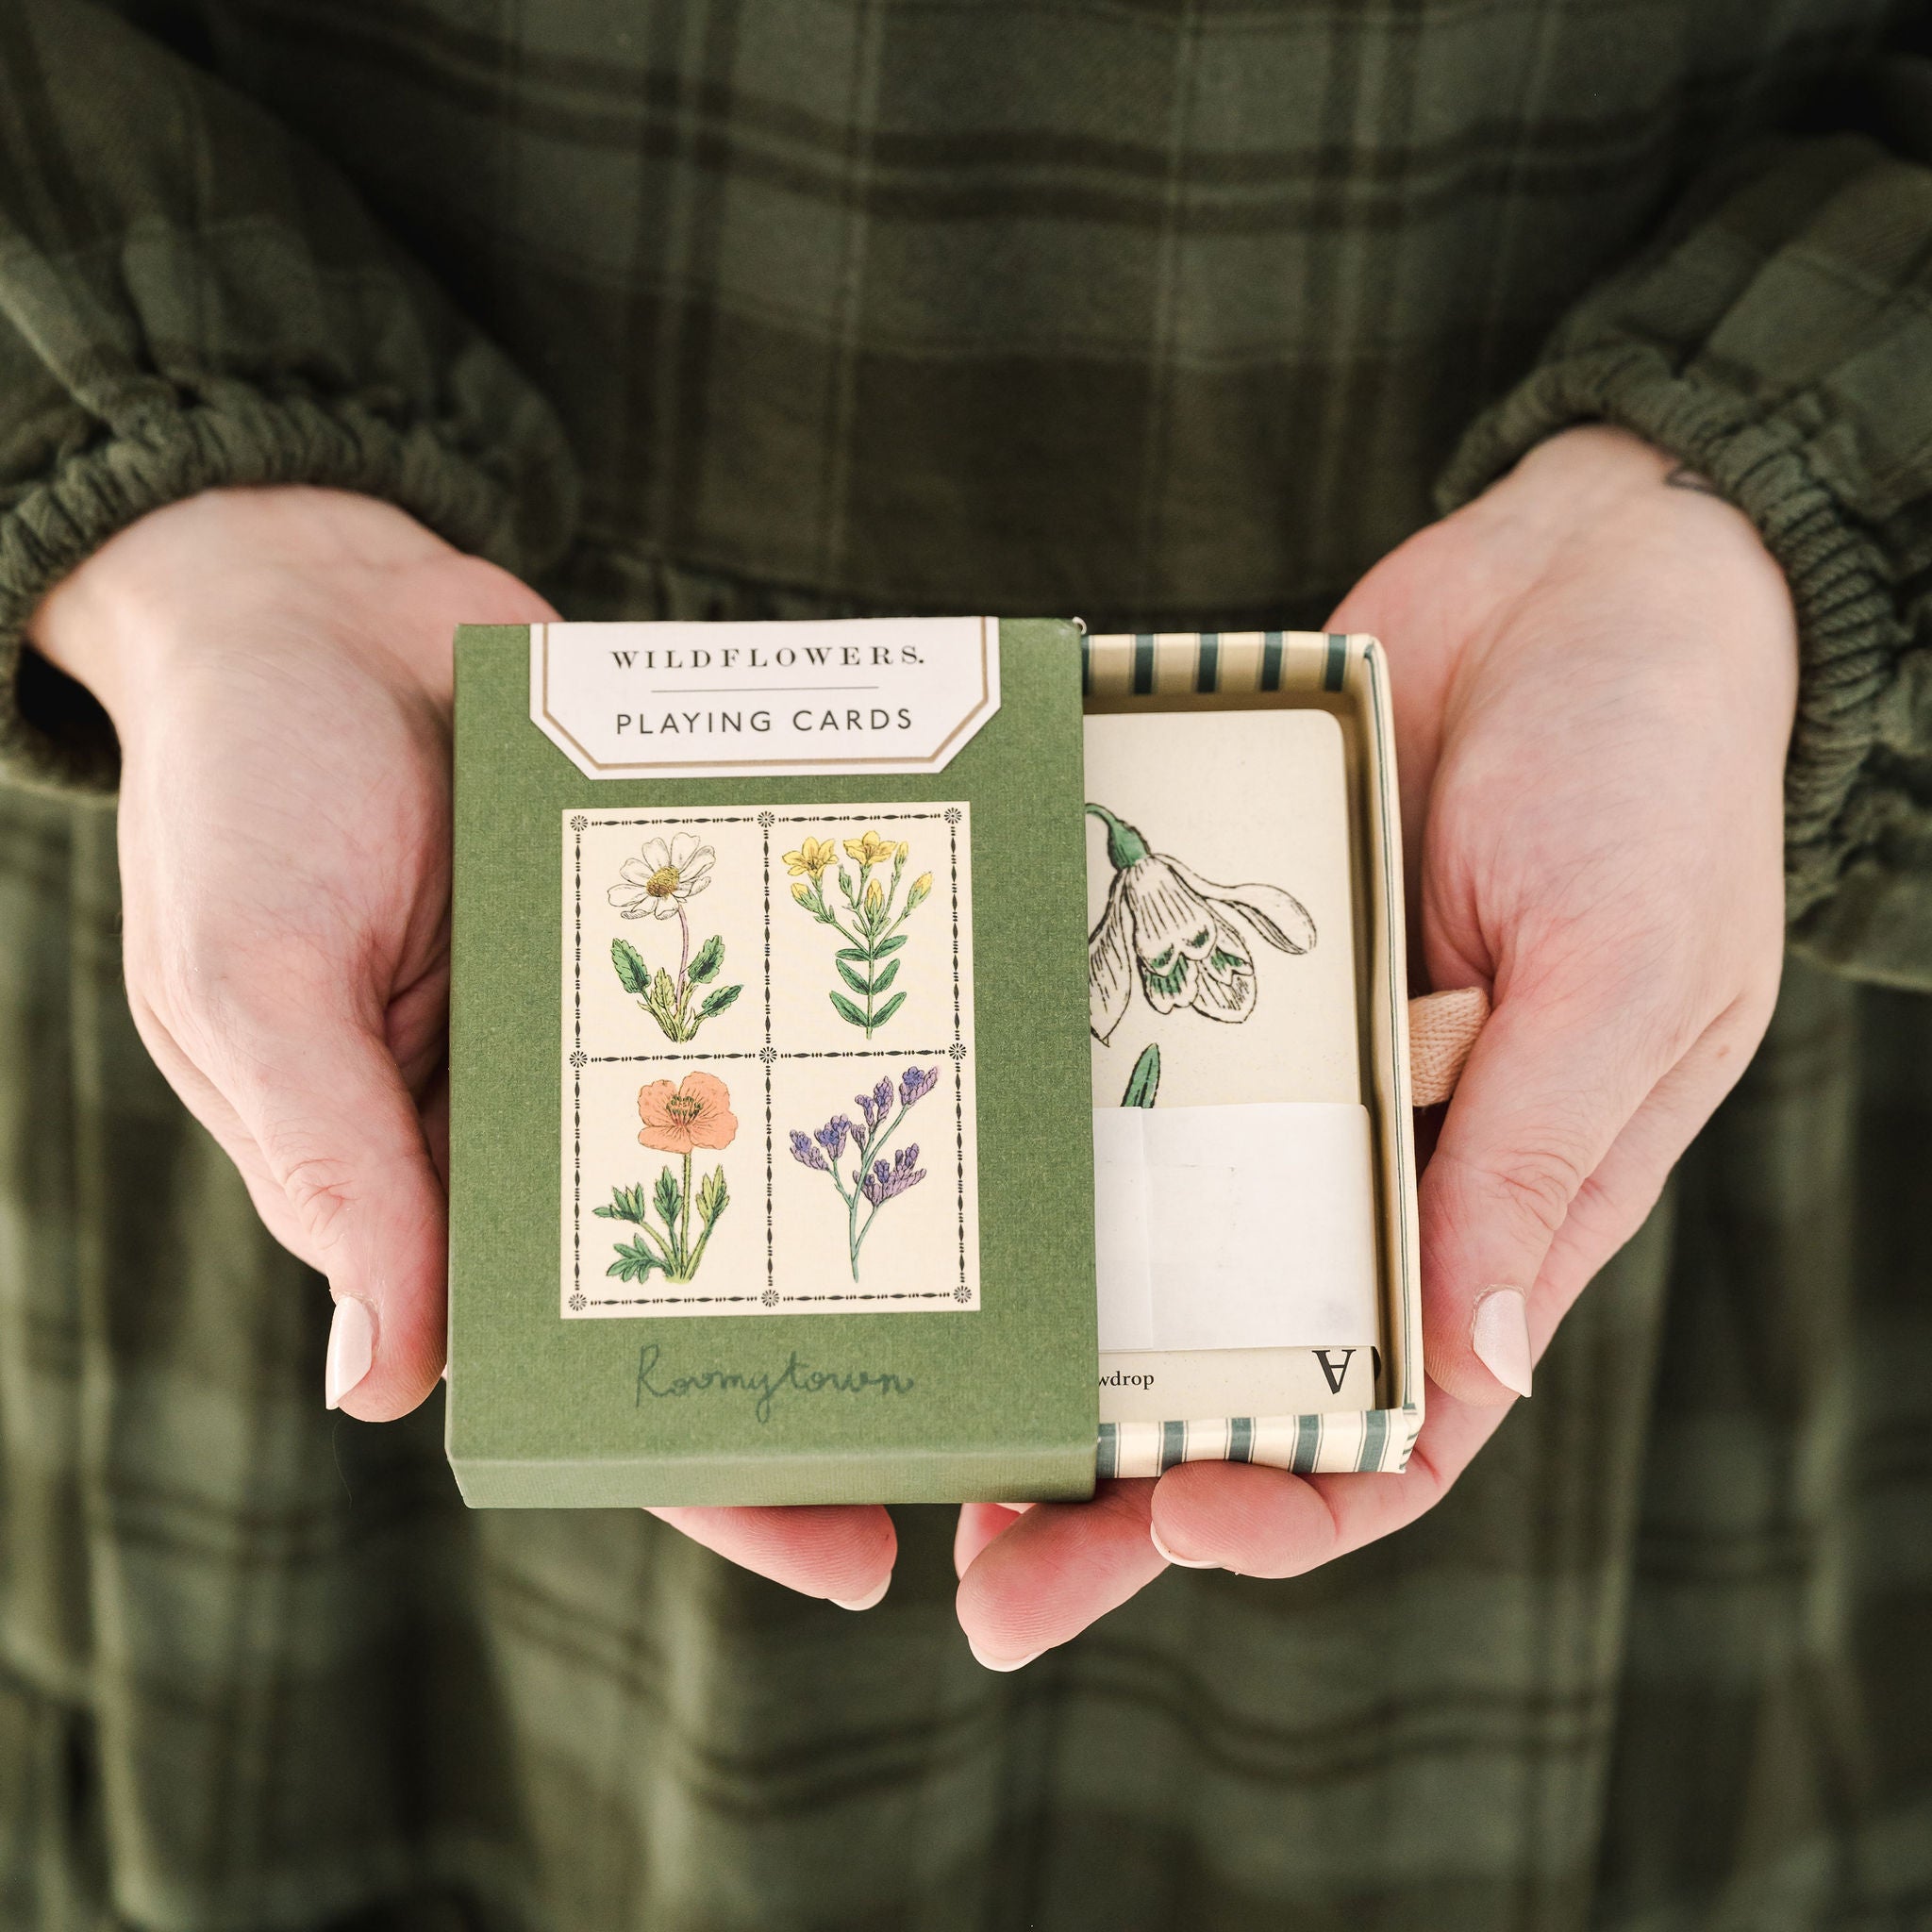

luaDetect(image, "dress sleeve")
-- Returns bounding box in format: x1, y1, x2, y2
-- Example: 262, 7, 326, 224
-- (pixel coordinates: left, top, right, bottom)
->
0, 0, 578, 794
1438, 42, 1932, 991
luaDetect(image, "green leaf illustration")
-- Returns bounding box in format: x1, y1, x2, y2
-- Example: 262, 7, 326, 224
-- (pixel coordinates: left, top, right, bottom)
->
874, 935, 908, 958
649, 967, 677, 1012
594, 1183, 651, 1224
611, 938, 650, 997
699, 983, 742, 1018
872, 991, 907, 1028
829, 991, 869, 1029
835, 946, 868, 964
835, 957, 872, 996
653, 1166, 681, 1229
1123, 1043, 1161, 1108
870, 957, 900, 994
696, 1167, 729, 1225
607, 1235, 665, 1283
689, 934, 724, 984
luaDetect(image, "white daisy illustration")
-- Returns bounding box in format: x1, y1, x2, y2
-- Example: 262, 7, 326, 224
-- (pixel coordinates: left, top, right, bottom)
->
608, 834, 715, 921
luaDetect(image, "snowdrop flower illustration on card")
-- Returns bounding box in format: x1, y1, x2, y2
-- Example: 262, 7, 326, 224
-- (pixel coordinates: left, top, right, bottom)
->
1086, 803, 1316, 1043
789, 1066, 940, 1280
607, 832, 743, 1043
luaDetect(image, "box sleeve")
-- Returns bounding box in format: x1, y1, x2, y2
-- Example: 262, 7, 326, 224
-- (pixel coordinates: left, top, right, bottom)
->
1438, 51, 1932, 991
0, 0, 579, 794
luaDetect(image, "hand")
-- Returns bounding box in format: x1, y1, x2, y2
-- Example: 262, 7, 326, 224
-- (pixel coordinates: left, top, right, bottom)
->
955, 425, 1798, 1666
28, 487, 897, 1608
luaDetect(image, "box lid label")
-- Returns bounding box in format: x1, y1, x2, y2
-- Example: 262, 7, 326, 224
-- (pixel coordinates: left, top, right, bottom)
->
529, 616, 1000, 780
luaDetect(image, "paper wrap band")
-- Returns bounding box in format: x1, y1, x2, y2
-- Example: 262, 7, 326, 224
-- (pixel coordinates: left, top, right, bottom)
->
1093, 1101, 1380, 1354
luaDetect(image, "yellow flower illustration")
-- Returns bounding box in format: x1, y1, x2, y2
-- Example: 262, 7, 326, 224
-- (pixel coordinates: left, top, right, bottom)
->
788, 824, 938, 1039
782, 836, 838, 879
842, 828, 898, 868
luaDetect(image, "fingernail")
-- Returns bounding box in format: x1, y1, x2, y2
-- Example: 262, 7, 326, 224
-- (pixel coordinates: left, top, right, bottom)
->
1149, 1524, 1219, 1570
968, 1641, 1044, 1673
325, 1296, 375, 1409
1472, 1286, 1533, 1398
831, 1574, 891, 1611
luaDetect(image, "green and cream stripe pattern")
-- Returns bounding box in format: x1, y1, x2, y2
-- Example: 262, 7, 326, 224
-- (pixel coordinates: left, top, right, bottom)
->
1082, 629, 1354, 702
1098, 1407, 1424, 1479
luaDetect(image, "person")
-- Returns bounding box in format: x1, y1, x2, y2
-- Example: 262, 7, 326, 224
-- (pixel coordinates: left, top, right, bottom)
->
2, 1, 1927, 1924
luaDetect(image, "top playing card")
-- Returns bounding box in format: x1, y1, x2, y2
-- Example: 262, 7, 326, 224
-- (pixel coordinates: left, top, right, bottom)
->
1083, 708, 1359, 1109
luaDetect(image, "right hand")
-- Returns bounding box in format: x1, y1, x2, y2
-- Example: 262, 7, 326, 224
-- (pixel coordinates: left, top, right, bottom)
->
28, 486, 897, 1609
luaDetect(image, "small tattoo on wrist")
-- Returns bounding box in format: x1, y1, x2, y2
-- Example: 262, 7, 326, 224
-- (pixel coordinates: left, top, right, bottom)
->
1664, 464, 1723, 498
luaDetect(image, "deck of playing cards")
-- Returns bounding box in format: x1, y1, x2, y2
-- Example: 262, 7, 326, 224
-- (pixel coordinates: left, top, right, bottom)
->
1081, 632, 1422, 1479
445, 619, 1420, 1507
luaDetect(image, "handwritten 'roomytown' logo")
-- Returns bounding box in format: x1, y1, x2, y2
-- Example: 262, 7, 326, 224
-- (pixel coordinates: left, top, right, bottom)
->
633, 1343, 916, 1425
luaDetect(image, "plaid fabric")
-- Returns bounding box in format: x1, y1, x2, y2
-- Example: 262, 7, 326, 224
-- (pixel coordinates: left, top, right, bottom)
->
2, 1, 1931, 1926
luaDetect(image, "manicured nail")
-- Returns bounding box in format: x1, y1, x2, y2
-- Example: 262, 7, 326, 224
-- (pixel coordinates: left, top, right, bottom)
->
1471, 1286, 1532, 1398
968, 1641, 1044, 1673
325, 1296, 375, 1409
831, 1574, 891, 1611
1149, 1524, 1219, 1570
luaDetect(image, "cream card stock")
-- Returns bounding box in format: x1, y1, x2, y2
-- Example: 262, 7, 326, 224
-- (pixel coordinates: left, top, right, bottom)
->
1083, 709, 1359, 1108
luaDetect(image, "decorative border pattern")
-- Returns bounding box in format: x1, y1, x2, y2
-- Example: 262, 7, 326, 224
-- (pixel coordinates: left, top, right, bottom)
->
1096, 1407, 1422, 1478
565, 807, 975, 1315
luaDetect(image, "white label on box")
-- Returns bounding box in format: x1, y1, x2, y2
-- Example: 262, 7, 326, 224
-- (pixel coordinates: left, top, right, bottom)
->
1092, 1102, 1378, 1352
530, 617, 999, 779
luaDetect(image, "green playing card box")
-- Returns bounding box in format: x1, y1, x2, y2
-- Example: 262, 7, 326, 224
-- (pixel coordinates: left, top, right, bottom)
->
446, 617, 1100, 1507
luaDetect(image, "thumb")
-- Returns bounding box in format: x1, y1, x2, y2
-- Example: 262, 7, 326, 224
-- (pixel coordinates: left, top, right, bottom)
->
1419, 975, 1666, 1407
223, 1007, 448, 1420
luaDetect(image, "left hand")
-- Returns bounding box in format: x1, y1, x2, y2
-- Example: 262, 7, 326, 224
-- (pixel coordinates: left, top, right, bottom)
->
954, 425, 1799, 1667
28, 486, 898, 1610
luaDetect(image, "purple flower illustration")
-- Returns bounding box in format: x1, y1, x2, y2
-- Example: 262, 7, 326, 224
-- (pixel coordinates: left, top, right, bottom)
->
861, 1144, 925, 1208
854, 1076, 894, 1146
788, 1066, 941, 1279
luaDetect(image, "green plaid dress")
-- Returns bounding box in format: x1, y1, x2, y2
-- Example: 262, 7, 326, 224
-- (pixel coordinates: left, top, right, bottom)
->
3, 2, 1931, 1925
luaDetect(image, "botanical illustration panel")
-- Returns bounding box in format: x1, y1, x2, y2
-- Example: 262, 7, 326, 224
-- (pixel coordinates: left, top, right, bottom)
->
559, 807, 979, 1317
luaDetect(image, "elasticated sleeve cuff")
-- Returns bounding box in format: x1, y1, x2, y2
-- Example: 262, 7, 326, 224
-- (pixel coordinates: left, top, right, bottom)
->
1436, 134, 1932, 985
0, 0, 578, 797
1, 376, 575, 794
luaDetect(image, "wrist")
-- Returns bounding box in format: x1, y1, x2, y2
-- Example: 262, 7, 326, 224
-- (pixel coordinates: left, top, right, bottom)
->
1480, 425, 1796, 656
26, 486, 458, 725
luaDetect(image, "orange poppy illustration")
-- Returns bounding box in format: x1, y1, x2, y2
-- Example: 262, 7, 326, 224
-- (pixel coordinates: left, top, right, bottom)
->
636, 1071, 738, 1154
597, 1073, 738, 1285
